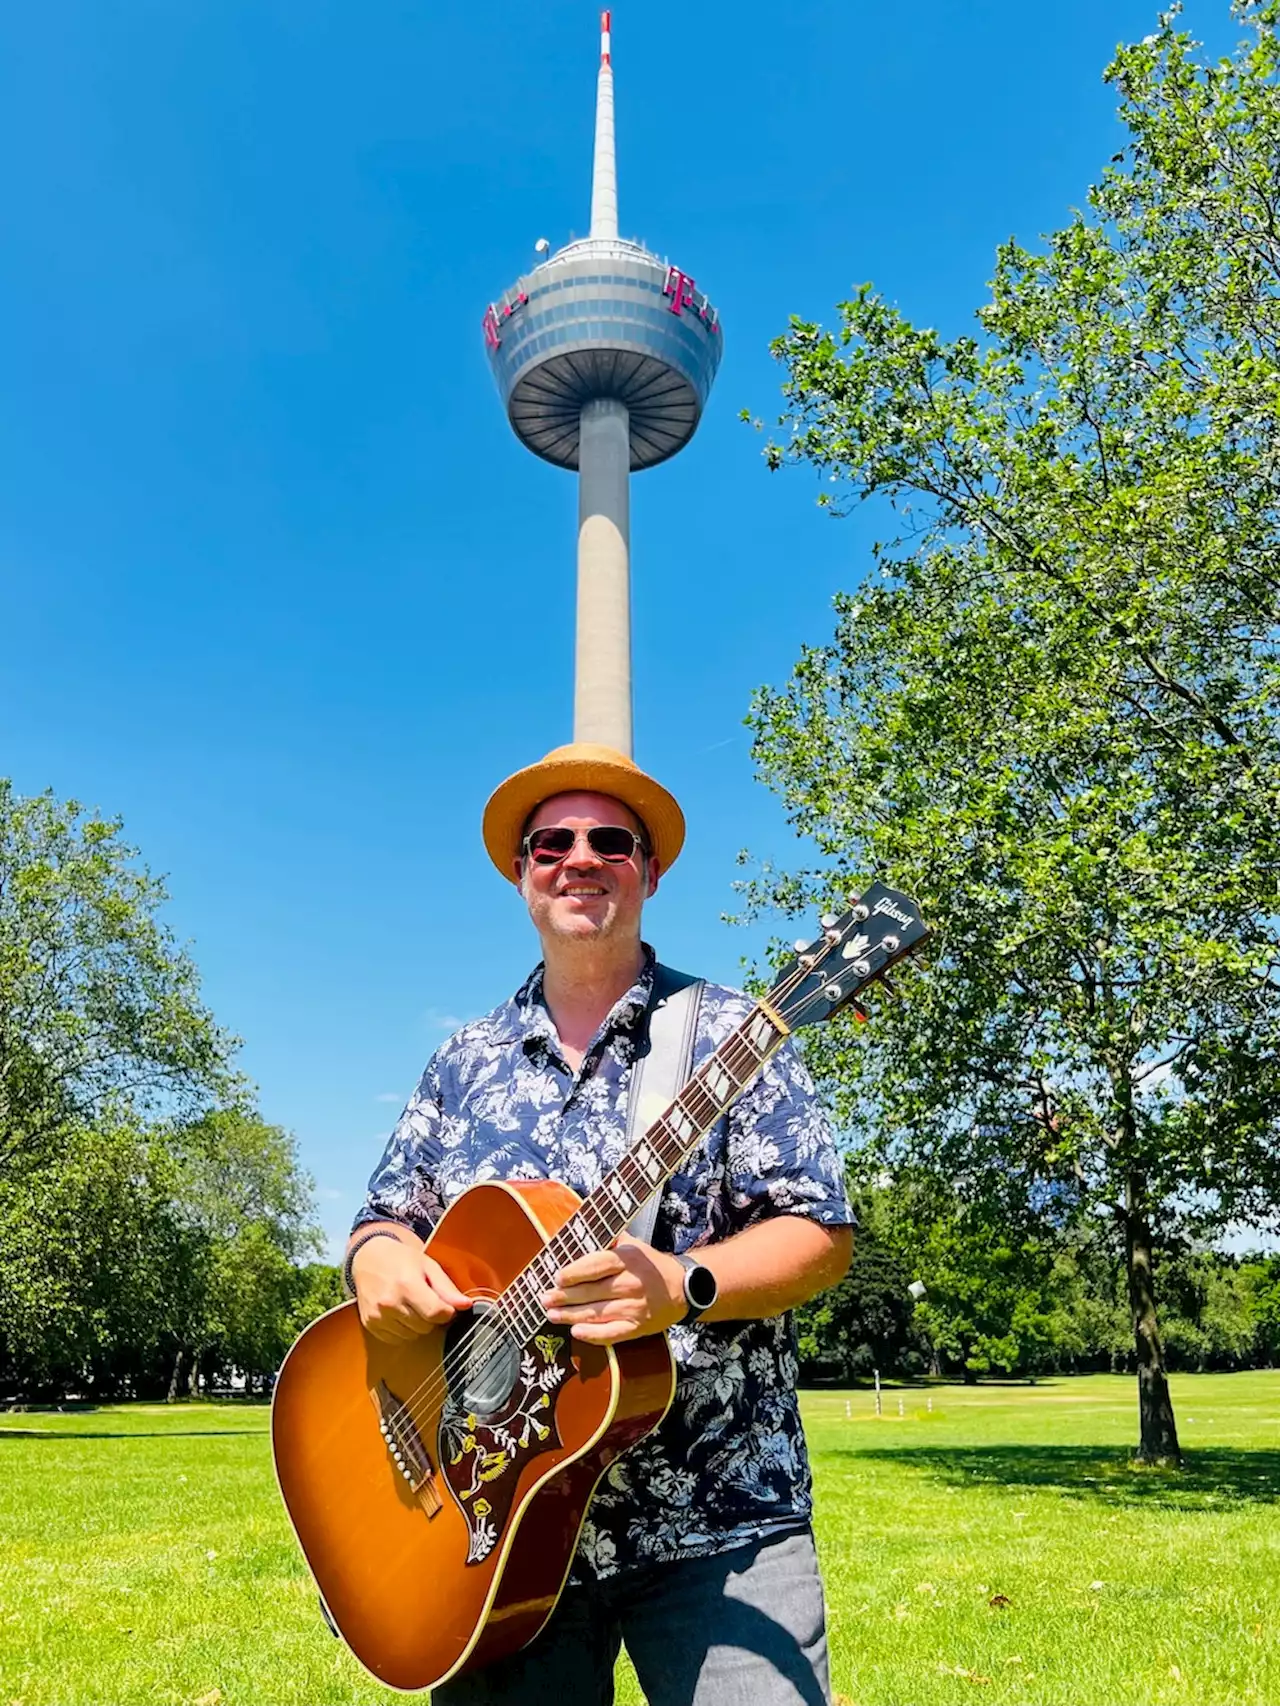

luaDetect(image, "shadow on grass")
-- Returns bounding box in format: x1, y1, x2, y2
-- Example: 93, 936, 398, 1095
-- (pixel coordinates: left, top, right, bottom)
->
0, 1427, 265, 1440
831, 1444, 1280, 1509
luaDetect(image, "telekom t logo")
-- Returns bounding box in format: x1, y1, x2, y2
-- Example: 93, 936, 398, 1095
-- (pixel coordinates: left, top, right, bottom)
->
664, 267, 696, 316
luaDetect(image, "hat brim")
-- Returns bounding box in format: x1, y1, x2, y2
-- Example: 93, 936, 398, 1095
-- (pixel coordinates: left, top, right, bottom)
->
483, 746, 685, 883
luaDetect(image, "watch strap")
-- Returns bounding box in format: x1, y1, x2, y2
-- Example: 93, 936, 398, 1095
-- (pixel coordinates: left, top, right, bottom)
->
675, 1252, 717, 1324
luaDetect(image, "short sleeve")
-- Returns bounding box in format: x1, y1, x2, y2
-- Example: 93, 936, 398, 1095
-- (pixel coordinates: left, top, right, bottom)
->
722, 1039, 853, 1231
351, 1054, 450, 1241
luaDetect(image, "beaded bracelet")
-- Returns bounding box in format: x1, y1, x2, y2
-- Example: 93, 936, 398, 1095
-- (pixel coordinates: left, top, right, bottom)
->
342, 1227, 407, 1296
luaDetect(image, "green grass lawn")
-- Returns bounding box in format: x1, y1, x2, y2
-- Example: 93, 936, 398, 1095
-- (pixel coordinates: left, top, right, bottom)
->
1, 1373, 1277, 1704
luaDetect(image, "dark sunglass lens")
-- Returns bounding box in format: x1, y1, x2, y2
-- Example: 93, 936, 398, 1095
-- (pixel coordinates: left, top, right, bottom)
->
527, 828, 576, 862
589, 827, 639, 861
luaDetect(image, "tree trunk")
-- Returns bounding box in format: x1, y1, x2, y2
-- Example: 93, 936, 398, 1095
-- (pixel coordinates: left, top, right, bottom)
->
166, 1346, 185, 1404
1124, 1171, 1181, 1465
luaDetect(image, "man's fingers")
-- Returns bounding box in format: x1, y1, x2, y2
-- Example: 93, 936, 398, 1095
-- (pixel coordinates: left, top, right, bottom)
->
570, 1318, 637, 1345
543, 1275, 642, 1310
547, 1297, 636, 1323
422, 1256, 474, 1311
555, 1250, 625, 1288
359, 1278, 468, 1339
360, 1309, 420, 1344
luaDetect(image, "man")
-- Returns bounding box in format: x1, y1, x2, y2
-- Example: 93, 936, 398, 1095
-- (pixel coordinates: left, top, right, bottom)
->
347, 742, 854, 1706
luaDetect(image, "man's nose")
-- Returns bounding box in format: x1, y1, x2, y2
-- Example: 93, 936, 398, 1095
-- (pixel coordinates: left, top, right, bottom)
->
564, 833, 605, 868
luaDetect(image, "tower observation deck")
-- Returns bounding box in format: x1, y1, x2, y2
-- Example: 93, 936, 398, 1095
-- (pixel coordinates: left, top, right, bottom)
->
483, 11, 721, 756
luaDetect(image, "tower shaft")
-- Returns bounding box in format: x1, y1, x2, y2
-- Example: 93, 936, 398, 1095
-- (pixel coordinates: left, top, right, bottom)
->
485, 11, 721, 765
575, 398, 632, 753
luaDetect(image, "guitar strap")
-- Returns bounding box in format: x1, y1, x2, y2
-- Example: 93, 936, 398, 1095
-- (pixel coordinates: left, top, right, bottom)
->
623, 964, 704, 1246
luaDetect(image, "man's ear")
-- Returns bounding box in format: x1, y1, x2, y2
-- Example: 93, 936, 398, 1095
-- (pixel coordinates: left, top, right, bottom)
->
645, 854, 661, 898
511, 856, 525, 888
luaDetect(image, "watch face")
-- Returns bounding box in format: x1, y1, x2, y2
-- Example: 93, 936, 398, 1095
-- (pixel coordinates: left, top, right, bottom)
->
685, 1263, 718, 1311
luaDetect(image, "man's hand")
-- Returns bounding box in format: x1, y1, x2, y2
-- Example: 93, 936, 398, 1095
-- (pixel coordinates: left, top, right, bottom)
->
351, 1232, 473, 1344
541, 1234, 686, 1345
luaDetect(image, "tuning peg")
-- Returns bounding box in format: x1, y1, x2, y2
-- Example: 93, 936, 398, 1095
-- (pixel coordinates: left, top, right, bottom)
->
820, 913, 838, 929
879, 975, 899, 1000
793, 937, 810, 953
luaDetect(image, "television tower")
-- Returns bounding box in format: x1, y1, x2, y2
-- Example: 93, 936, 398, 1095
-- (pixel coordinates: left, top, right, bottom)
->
483, 11, 722, 757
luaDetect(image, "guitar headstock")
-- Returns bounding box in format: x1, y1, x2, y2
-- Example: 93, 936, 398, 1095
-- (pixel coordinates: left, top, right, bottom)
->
767, 881, 929, 1032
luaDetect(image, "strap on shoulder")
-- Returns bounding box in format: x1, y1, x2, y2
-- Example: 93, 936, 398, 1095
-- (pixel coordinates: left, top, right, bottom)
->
625, 964, 704, 1244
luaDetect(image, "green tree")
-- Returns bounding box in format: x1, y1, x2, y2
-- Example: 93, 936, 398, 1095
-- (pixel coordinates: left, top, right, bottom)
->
1240, 1254, 1280, 1361
860, 1173, 1078, 1380
0, 783, 236, 1160
0, 1118, 180, 1395
165, 1108, 324, 1395
0, 1106, 323, 1399
795, 1198, 918, 1379
744, 3, 1280, 1461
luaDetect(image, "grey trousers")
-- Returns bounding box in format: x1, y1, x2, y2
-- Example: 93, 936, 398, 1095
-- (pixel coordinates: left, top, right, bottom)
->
433, 1526, 832, 1706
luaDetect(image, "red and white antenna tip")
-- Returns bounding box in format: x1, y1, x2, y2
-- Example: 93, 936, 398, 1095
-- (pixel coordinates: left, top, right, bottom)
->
600, 10, 611, 66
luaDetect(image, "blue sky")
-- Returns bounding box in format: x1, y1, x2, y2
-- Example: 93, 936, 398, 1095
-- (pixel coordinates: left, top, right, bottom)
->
3, 1, 1235, 1255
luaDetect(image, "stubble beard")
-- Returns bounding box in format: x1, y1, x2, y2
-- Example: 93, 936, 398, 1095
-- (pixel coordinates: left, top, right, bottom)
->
522, 875, 643, 958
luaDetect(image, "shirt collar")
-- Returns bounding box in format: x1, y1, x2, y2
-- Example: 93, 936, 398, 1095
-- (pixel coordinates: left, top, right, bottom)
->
493, 944, 658, 1053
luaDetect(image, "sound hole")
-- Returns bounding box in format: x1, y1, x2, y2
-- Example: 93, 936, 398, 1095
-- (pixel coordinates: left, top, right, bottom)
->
444, 1300, 521, 1417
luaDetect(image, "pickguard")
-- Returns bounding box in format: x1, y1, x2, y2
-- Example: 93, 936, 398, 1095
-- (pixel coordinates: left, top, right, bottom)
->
439, 1329, 573, 1564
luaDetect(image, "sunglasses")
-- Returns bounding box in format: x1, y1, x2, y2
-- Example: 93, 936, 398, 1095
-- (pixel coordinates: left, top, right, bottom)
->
521, 825, 648, 865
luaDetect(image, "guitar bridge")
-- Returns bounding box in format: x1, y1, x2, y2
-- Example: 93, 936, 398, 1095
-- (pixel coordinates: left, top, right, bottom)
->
370, 1380, 443, 1516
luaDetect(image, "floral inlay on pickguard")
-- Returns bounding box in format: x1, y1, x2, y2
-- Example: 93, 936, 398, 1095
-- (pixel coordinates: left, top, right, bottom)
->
439, 1330, 571, 1564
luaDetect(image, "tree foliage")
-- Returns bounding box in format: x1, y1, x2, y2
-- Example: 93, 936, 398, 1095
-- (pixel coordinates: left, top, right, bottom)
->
0, 1108, 330, 1398
746, 3, 1280, 1460
0, 781, 332, 1399
796, 1177, 1280, 1382
0, 783, 236, 1161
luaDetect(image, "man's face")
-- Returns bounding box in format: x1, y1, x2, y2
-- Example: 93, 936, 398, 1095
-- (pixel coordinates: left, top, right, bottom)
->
513, 790, 661, 947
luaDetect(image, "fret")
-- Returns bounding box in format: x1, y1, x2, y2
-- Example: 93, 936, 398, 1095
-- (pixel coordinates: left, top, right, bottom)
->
631, 1137, 664, 1184
617, 1157, 655, 1208
552, 1214, 594, 1263
605, 1173, 636, 1216
679, 1077, 721, 1128
704, 1057, 739, 1104
743, 1010, 779, 1057
525, 1249, 558, 1290
666, 1104, 697, 1143
495, 1001, 790, 1347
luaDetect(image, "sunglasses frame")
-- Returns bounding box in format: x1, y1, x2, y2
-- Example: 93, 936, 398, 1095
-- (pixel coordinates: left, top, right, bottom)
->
520, 825, 650, 866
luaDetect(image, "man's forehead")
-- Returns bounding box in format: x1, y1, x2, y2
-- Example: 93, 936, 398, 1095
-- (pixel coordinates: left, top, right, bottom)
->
528, 790, 640, 829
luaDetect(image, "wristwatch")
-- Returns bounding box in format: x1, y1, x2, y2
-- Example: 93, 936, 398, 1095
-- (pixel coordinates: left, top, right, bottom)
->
674, 1253, 718, 1325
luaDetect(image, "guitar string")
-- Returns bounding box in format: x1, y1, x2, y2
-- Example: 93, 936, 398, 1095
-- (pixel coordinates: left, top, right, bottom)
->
375, 1027, 780, 1477
377, 939, 880, 1453
375, 967, 824, 1445
375, 933, 889, 1455
379, 929, 891, 1453
380, 1017, 788, 1446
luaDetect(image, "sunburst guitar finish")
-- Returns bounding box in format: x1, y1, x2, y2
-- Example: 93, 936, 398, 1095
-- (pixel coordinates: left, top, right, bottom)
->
271, 1180, 676, 1692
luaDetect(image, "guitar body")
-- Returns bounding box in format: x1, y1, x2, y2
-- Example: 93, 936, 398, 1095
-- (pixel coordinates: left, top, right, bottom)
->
271, 1179, 676, 1692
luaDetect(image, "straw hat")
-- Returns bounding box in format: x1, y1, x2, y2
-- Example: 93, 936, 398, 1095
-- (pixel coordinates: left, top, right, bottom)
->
482, 743, 685, 883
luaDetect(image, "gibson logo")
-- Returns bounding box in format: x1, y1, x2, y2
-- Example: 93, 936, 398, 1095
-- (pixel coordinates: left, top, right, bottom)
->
873, 896, 915, 928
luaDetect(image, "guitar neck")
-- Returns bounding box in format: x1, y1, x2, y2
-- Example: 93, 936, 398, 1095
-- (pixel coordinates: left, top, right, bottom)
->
496, 1000, 791, 1341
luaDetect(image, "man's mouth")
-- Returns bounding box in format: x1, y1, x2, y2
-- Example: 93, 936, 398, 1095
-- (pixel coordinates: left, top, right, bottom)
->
560, 884, 607, 898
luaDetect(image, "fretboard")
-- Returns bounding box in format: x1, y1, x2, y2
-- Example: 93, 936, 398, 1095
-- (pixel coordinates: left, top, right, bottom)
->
496, 1000, 790, 1343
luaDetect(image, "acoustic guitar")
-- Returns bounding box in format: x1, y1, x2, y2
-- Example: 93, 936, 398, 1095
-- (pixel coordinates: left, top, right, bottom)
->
271, 883, 928, 1690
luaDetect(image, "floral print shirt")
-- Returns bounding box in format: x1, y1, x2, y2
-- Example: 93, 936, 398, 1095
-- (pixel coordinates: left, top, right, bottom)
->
353, 947, 852, 1579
